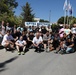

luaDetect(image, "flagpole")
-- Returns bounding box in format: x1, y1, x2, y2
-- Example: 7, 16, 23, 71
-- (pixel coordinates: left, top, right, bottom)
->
49, 10, 51, 23
63, 0, 68, 28
68, 0, 70, 27
64, 10, 66, 28
67, 9, 69, 26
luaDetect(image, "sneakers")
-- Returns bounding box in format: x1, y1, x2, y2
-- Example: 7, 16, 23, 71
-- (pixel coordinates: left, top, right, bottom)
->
22, 51, 25, 55
18, 51, 21, 55
18, 51, 25, 55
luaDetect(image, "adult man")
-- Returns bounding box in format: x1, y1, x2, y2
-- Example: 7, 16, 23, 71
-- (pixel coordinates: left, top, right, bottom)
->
1, 30, 15, 51
6, 22, 11, 31
43, 31, 51, 51
15, 36, 27, 55
27, 31, 34, 48
65, 38, 74, 53
71, 24, 76, 34
32, 32, 43, 53
0, 21, 5, 45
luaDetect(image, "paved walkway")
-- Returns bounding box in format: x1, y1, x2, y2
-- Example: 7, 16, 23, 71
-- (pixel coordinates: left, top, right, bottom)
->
0, 49, 76, 75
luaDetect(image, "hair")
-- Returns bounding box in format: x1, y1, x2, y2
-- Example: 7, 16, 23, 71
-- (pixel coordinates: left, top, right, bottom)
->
6, 30, 11, 33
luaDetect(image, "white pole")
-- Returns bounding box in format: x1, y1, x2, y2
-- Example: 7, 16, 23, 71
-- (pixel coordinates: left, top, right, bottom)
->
67, 10, 69, 25
49, 10, 51, 23
64, 10, 65, 28
64, 10, 66, 28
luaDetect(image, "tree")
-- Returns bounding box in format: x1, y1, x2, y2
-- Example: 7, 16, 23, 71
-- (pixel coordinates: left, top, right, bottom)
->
57, 16, 76, 25
70, 18, 76, 25
57, 16, 64, 24
21, 2, 35, 23
51, 24, 59, 33
0, 0, 18, 14
0, 0, 18, 26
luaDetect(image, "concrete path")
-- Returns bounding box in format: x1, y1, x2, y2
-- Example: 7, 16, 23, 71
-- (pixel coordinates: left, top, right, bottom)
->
0, 49, 76, 75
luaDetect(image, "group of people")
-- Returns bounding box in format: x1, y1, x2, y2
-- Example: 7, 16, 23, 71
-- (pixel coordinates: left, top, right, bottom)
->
0, 20, 76, 55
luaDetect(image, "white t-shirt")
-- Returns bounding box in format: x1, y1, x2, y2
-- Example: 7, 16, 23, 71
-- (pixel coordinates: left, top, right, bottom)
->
71, 27, 76, 34
32, 36, 43, 44
1, 34, 14, 46
64, 29, 71, 35
16, 40, 25, 45
1, 25, 5, 35
6, 26, 11, 31
1, 34, 8, 46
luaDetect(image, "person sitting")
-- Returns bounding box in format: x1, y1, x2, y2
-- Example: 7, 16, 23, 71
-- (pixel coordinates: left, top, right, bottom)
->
16, 28, 22, 39
52, 34, 60, 50
32, 32, 43, 53
73, 34, 76, 51
1, 30, 15, 51
64, 25, 71, 36
65, 38, 74, 54
54, 39, 66, 54
27, 31, 35, 48
12, 29, 18, 42
43, 31, 51, 52
15, 36, 27, 55
55, 37, 74, 54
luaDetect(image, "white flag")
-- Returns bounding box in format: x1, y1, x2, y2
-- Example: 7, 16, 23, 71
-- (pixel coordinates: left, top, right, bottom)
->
68, 1, 73, 15
68, 1, 71, 11
63, 0, 68, 10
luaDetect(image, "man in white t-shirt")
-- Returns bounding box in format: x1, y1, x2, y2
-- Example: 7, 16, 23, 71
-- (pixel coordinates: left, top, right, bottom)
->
1, 30, 15, 50
71, 24, 76, 34
32, 32, 43, 53
15, 36, 27, 55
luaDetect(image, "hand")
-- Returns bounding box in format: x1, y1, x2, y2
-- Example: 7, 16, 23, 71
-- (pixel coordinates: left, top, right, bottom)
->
35, 44, 38, 47
20, 44, 24, 47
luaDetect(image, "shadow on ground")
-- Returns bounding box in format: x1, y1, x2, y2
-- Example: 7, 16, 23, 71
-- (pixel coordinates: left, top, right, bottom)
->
0, 56, 18, 72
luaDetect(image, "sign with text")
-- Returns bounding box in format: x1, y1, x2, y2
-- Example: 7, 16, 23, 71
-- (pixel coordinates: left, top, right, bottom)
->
25, 22, 51, 27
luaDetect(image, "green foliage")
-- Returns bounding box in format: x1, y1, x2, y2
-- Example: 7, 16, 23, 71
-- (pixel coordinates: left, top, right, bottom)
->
57, 16, 76, 25
0, 0, 18, 26
57, 16, 64, 24
21, 2, 35, 23
51, 24, 59, 33
14, 16, 23, 25
70, 17, 76, 25
0, 0, 18, 14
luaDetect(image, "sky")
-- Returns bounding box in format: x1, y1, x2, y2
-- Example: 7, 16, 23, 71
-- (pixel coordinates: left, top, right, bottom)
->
14, 0, 76, 23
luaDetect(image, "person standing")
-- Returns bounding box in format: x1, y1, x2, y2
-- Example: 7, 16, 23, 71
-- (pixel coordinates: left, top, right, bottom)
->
6, 22, 11, 31
0, 21, 5, 45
